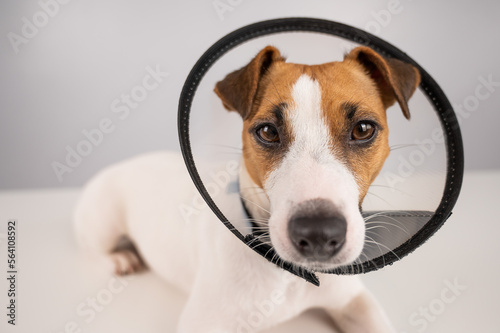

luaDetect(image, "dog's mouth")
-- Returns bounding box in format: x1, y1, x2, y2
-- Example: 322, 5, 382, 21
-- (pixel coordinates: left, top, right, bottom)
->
293, 259, 349, 272
277, 244, 362, 272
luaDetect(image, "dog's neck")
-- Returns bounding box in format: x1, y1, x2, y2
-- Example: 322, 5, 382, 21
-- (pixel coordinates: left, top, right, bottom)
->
239, 160, 271, 225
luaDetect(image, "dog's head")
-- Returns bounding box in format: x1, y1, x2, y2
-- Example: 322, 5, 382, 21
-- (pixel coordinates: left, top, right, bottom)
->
214, 46, 420, 271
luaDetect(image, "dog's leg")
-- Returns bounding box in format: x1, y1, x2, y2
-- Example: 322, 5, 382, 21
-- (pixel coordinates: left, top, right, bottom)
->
74, 168, 146, 275
176, 266, 286, 333
327, 290, 396, 333
177, 293, 275, 333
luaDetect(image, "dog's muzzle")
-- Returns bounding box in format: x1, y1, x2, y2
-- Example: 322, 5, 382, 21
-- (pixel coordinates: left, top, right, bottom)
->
288, 199, 347, 261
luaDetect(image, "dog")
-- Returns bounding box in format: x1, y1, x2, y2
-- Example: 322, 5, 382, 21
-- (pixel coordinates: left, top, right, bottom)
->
74, 45, 420, 332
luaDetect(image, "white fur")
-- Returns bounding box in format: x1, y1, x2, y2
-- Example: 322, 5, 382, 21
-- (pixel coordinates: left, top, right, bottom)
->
74, 74, 396, 332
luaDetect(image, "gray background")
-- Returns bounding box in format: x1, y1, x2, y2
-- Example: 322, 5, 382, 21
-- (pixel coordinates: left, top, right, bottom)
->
1, 0, 499, 190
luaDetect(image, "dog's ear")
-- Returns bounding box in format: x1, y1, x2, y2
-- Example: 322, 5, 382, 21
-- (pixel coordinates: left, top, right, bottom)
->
346, 46, 421, 119
214, 46, 285, 119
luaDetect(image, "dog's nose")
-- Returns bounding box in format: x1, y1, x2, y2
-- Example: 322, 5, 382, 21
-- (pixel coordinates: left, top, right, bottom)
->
288, 213, 347, 260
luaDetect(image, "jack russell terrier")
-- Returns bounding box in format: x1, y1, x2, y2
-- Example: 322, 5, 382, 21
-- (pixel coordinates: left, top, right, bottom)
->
74, 45, 420, 332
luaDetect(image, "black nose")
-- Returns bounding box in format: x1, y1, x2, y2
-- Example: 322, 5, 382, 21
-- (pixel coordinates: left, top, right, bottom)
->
288, 212, 347, 261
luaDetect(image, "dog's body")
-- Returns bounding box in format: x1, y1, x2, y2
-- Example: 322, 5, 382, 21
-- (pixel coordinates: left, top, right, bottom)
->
75, 151, 386, 332
75, 46, 420, 332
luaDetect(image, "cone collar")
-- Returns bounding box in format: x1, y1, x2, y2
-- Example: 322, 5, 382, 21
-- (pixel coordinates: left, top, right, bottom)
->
178, 18, 464, 286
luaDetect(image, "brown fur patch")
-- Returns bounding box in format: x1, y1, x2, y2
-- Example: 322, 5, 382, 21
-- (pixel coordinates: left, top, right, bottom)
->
242, 62, 303, 188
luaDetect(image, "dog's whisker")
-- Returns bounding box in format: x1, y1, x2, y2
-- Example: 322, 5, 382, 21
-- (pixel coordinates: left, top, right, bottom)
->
253, 239, 272, 247
247, 235, 271, 248
365, 225, 391, 233
353, 254, 363, 272
244, 218, 269, 223
249, 231, 270, 238
355, 253, 373, 273
263, 245, 276, 258
366, 220, 411, 236
363, 210, 398, 221
271, 252, 280, 266
364, 210, 414, 223
365, 214, 412, 235
389, 143, 419, 151
246, 228, 271, 233
368, 184, 411, 196
364, 235, 386, 258
362, 252, 381, 271
364, 191, 393, 207
253, 232, 271, 239
239, 195, 271, 214
246, 230, 269, 241
222, 224, 243, 234
365, 236, 401, 262
249, 239, 272, 248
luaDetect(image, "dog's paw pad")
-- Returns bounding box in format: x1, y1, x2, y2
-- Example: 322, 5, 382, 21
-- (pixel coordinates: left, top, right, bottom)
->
109, 250, 145, 276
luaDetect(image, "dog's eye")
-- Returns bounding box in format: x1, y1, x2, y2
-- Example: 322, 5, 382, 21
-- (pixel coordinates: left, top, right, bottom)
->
256, 124, 280, 144
351, 122, 376, 141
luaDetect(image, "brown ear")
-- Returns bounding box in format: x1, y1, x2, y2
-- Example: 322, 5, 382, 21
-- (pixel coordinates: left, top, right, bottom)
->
214, 46, 285, 119
346, 46, 421, 119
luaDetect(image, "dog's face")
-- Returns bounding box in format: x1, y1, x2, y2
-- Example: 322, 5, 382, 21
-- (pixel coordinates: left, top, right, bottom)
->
215, 46, 420, 271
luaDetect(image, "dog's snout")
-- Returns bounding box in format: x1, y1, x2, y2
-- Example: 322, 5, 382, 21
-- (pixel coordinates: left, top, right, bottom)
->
288, 214, 347, 260
287, 199, 347, 261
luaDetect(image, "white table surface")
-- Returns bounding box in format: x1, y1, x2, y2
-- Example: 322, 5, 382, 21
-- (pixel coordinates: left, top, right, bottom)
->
0, 170, 499, 333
